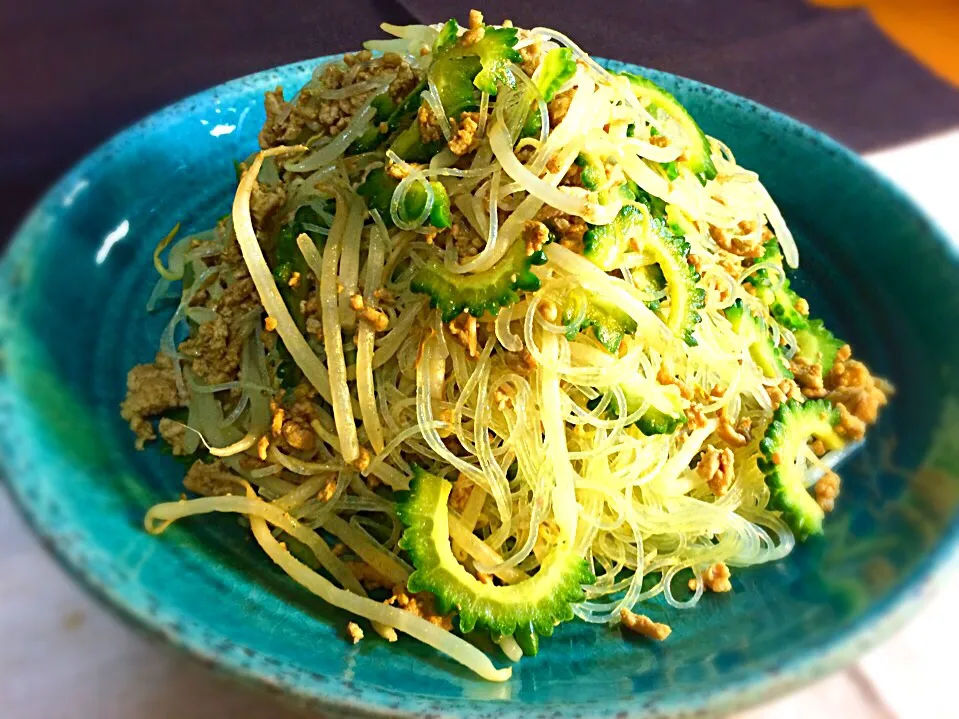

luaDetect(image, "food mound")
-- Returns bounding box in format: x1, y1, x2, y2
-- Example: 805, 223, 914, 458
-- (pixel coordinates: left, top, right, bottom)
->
122, 10, 890, 680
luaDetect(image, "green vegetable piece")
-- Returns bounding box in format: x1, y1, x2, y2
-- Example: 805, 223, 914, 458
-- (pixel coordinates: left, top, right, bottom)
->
650, 126, 680, 181
621, 72, 717, 181
349, 79, 429, 155
592, 380, 687, 436
433, 19, 459, 52
575, 152, 607, 191
468, 26, 523, 94
431, 54, 483, 118
357, 169, 451, 229
584, 194, 704, 345
389, 122, 443, 162
401, 179, 453, 229
537, 47, 576, 102
357, 168, 398, 225
562, 288, 638, 354
520, 47, 577, 139
273, 205, 327, 328
726, 299, 792, 379
513, 621, 539, 657
397, 467, 595, 635
745, 240, 809, 331
431, 20, 521, 96
759, 399, 846, 540
410, 239, 547, 321
794, 318, 844, 373
371, 93, 397, 122
582, 204, 643, 270
428, 182, 452, 228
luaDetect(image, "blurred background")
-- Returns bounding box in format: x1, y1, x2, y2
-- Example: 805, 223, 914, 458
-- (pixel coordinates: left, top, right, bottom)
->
1, 1, 957, 717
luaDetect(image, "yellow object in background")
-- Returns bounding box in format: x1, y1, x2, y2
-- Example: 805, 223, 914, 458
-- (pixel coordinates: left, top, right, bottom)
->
812, 0, 959, 88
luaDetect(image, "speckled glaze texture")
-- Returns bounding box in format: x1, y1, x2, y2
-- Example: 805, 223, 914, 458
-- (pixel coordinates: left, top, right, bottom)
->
2, 55, 959, 718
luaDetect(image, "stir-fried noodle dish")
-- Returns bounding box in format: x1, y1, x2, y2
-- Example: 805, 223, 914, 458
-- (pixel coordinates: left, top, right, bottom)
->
122, 10, 892, 680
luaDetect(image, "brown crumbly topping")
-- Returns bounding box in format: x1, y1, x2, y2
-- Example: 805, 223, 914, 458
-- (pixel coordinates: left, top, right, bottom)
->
504, 349, 537, 376
696, 444, 735, 497
519, 37, 543, 76
685, 404, 707, 430
264, 316, 278, 332
271, 404, 285, 437
349, 293, 390, 332
461, 9, 485, 46
687, 253, 703, 273
352, 446, 372, 473
620, 609, 671, 641
523, 220, 550, 256
835, 402, 867, 441
178, 316, 245, 385
250, 181, 287, 234
790, 357, 827, 399
448, 312, 479, 358
708, 224, 763, 258
809, 438, 827, 457
767, 378, 803, 409
494, 386, 513, 411
535, 204, 588, 253
795, 297, 810, 316
120, 353, 184, 449
562, 162, 584, 187
214, 274, 260, 326
717, 407, 751, 448
548, 89, 575, 128
183, 459, 241, 497
649, 134, 670, 148
257, 434, 270, 461
538, 300, 560, 324
386, 160, 411, 180
448, 473, 473, 512
157, 418, 190, 456
259, 53, 416, 148
702, 562, 733, 593
348, 561, 393, 591
386, 585, 455, 630
825, 348, 890, 428
445, 218, 487, 260
288, 271, 301, 288
656, 364, 693, 400
448, 114, 479, 155
417, 103, 443, 144
346, 622, 364, 644
373, 287, 396, 306
318, 478, 337, 503
815, 471, 841, 512
282, 418, 316, 452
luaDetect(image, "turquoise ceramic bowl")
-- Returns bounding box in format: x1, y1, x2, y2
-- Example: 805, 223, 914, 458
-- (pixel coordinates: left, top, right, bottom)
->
2, 55, 959, 718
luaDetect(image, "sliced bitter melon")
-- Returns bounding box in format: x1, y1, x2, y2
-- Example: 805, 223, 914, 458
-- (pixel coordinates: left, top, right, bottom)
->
759, 399, 846, 540
726, 299, 792, 380
410, 239, 546, 321
397, 467, 595, 635
620, 72, 717, 181
562, 288, 638, 354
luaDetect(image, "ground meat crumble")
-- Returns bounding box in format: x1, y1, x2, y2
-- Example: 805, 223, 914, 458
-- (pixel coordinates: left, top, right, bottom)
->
120, 353, 183, 449
259, 52, 417, 149
620, 609, 671, 641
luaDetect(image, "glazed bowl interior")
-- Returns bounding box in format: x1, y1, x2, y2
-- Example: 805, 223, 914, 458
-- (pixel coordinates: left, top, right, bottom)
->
2, 55, 959, 719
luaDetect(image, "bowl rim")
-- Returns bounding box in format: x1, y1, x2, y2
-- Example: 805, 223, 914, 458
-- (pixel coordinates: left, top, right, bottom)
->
2, 52, 959, 719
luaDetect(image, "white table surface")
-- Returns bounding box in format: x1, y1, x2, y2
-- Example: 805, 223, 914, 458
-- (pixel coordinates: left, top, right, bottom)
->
2, 129, 958, 719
